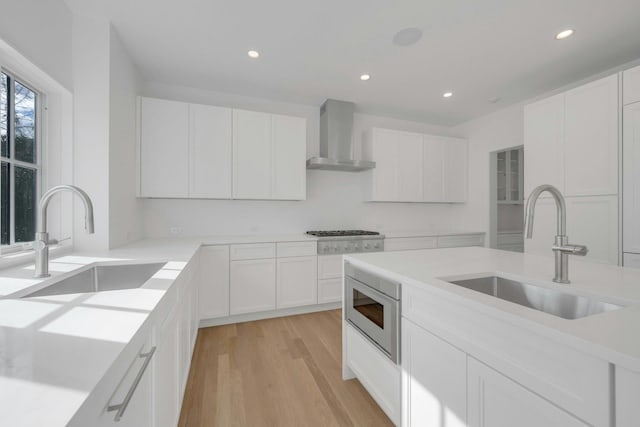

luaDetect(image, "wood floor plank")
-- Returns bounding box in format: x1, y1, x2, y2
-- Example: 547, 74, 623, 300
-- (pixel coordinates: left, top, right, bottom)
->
178, 310, 393, 427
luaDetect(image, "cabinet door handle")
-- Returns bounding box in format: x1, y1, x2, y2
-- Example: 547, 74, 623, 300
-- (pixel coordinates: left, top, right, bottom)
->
107, 346, 156, 422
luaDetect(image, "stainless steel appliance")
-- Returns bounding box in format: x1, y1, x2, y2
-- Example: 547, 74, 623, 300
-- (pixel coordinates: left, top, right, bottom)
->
344, 262, 400, 363
306, 99, 376, 172
306, 230, 385, 254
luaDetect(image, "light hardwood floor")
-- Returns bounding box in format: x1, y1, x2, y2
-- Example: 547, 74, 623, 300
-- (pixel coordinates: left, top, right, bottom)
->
178, 309, 394, 427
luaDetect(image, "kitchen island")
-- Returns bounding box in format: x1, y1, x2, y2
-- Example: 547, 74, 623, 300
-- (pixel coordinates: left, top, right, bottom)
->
343, 246, 640, 427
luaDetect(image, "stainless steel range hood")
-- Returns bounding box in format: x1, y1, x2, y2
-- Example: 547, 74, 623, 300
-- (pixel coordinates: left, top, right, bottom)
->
306, 99, 375, 172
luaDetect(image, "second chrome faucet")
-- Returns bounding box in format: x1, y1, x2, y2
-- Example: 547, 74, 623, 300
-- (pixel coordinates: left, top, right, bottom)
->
524, 184, 588, 284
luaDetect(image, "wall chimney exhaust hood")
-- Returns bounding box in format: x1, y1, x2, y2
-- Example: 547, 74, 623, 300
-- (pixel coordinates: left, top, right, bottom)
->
306, 99, 375, 172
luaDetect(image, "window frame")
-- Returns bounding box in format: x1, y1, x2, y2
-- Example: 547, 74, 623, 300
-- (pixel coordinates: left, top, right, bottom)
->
1, 68, 43, 253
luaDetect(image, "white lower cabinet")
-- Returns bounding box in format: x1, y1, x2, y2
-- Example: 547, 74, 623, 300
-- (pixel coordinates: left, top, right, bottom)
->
154, 304, 180, 427
402, 319, 466, 427
467, 357, 587, 427
276, 255, 317, 308
199, 245, 230, 319
346, 323, 401, 425
616, 366, 640, 427
318, 278, 342, 303
318, 254, 343, 279
230, 258, 276, 315
90, 338, 154, 427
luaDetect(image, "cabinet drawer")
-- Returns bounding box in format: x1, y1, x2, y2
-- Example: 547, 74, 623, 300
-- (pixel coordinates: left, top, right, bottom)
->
437, 234, 484, 248
318, 255, 343, 279
230, 243, 276, 260
497, 232, 524, 245
384, 236, 437, 251
318, 278, 342, 303
623, 252, 640, 269
402, 283, 610, 427
276, 241, 317, 257
346, 324, 400, 425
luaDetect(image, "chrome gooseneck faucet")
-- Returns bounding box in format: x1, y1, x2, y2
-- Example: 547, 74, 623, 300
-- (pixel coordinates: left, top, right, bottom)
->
35, 185, 95, 278
524, 184, 588, 284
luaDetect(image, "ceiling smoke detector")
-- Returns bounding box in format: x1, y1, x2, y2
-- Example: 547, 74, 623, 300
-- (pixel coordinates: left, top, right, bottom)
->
392, 28, 423, 47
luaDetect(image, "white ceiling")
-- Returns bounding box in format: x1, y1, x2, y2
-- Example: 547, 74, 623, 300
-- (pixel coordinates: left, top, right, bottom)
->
87, 0, 640, 125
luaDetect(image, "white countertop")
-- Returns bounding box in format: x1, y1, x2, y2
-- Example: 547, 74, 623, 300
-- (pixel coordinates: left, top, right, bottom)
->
0, 238, 201, 427
383, 230, 485, 238
345, 247, 640, 372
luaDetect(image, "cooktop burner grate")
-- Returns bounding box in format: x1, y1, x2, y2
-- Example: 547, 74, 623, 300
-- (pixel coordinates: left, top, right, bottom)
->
306, 230, 380, 237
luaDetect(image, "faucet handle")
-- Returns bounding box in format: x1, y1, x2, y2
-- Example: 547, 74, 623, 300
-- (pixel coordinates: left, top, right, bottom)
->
552, 244, 588, 256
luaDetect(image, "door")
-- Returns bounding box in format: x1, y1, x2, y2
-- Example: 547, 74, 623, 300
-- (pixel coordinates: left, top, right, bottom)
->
467, 357, 586, 427
154, 306, 179, 427
369, 129, 401, 201
140, 97, 189, 197
442, 137, 467, 203
623, 102, 640, 254
230, 258, 276, 314
624, 64, 640, 105
396, 131, 423, 201
93, 339, 154, 427
524, 93, 564, 195
564, 74, 619, 196
233, 109, 272, 199
199, 245, 230, 319
272, 114, 306, 200
188, 104, 232, 198
423, 135, 444, 202
402, 320, 466, 427
276, 255, 317, 308
567, 195, 618, 265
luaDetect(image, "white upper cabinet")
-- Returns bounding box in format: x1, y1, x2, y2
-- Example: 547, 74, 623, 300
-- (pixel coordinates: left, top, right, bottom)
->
524, 93, 565, 195
233, 110, 307, 200
624, 101, 640, 254
422, 135, 444, 202
188, 104, 232, 198
442, 137, 467, 203
524, 75, 619, 198
564, 75, 619, 196
139, 97, 189, 198
364, 128, 467, 203
272, 114, 307, 200
623, 64, 640, 105
233, 109, 272, 199
364, 128, 423, 202
138, 98, 306, 200
397, 133, 424, 201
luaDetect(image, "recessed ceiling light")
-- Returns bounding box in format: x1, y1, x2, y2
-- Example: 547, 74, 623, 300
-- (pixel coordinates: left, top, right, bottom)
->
360, 74, 371, 81
247, 50, 260, 59
393, 28, 423, 47
443, 92, 453, 98
555, 29, 574, 40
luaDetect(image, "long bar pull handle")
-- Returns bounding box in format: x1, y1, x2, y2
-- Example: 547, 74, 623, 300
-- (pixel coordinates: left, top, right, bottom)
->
107, 346, 156, 422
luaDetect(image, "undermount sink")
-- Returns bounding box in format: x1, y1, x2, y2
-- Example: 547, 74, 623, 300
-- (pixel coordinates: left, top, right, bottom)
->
22, 262, 166, 298
447, 275, 622, 320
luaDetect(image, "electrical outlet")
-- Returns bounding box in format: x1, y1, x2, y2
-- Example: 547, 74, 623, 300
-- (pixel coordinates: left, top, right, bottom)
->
170, 227, 182, 235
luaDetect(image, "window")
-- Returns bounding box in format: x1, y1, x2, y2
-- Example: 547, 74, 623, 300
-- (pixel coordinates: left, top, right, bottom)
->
0, 71, 40, 247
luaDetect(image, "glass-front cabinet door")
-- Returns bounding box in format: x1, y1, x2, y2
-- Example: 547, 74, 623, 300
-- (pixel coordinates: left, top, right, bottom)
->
496, 147, 524, 204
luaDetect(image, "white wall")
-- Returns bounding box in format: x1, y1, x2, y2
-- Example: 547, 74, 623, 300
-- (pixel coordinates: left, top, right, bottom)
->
0, 0, 72, 91
140, 81, 465, 237
72, 13, 111, 251
450, 104, 525, 237
109, 28, 142, 248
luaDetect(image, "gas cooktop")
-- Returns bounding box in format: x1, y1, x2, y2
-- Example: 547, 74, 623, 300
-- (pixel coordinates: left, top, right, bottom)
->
306, 230, 385, 254
306, 230, 381, 238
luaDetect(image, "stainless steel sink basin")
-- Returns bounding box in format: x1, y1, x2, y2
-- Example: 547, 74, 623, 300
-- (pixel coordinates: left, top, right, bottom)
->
22, 262, 166, 298
447, 275, 622, 319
